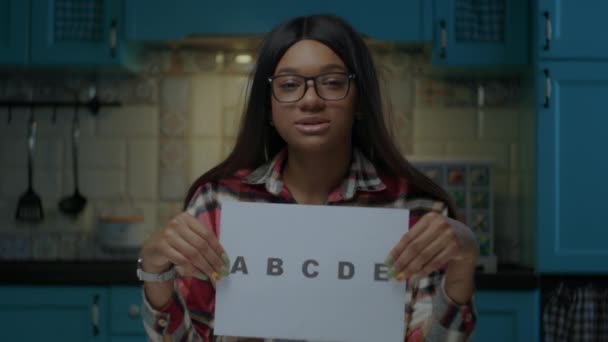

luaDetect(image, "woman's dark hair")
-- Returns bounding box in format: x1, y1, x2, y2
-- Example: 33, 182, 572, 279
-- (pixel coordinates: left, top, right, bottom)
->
184, 14, 458, 218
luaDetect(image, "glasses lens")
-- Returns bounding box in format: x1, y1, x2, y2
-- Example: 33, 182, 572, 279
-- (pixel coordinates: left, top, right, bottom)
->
272, 75, 305, 102
316, 73, 350, 100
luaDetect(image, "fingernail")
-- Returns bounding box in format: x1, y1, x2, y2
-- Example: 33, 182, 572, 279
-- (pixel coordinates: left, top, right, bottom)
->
221, 253, 230, 266
221, 265, 229, 277
384, 255, 393, 267
387, 266, 396, 279
395, 272, 405, 281
212, 272, 220, 282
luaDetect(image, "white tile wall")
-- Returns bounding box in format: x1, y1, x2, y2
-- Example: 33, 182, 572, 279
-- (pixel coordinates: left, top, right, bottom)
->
127, 139, 158, 200
97, 105, 159, 138
79, 169, 125, 198
414, 107, 477, 140
0, 46, 533, 264
190, 138, 222, 182
78, 139, 126, 168
191, 74, 222, 137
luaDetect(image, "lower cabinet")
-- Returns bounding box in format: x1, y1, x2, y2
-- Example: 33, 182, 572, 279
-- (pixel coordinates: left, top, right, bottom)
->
109, 286, 146, 341
473, 290, 540, 342
0, 286, 109, 341
0, 285, 146, 342
0, 285, 540, 341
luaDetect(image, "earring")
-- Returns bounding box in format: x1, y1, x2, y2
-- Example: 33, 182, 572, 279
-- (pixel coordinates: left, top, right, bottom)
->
263, 139, 269, 162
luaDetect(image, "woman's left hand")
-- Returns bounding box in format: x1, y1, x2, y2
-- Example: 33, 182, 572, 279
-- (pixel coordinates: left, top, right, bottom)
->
386, 211, 479, 280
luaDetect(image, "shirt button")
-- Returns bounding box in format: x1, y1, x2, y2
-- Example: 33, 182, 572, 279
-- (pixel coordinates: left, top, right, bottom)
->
158, 318, 168, 327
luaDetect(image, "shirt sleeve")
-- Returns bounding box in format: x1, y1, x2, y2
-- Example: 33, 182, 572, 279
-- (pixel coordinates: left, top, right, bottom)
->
141, 182, 222, 342
404, 269, 477, 342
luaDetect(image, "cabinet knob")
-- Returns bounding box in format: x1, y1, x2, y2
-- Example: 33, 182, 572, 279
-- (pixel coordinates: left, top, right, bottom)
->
128, 304, 141, 318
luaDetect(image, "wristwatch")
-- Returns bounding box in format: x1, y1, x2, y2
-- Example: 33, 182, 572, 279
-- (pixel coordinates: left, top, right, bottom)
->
136, 258, 177, 282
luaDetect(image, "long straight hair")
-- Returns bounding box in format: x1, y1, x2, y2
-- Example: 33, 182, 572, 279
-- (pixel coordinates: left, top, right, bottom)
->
184, 14, 458, 218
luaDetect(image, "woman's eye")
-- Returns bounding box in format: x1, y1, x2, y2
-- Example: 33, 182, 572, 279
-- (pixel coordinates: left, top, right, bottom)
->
321, 78, 346, 87
279, 80, 302, 91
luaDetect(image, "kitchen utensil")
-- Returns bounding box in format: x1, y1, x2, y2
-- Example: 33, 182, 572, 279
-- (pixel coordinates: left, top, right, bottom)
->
15, 107, 44, 222
59, 103, 87, 216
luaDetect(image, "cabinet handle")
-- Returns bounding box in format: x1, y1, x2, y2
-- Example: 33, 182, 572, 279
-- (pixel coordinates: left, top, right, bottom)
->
543, 11, 551, 51
439, 19, 447, 59
92, 295, 100, 336
128, 304, 141, 318
544, 69, 551, 108
109, 20, 117, 58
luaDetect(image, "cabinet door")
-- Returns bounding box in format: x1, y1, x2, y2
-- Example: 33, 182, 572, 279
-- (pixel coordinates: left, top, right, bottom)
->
0, 286, 108, 342
110, 286, 145, 336
432, 0, 529, 66
126, 0, 424, 42
537, 62, 608, 273
473, 290, 540, 342
30, 0, 126, 66
537, 0, 608, 59
0, 0, 29, 64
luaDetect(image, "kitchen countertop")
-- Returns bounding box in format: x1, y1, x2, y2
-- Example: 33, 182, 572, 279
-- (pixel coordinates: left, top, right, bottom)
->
0, 261, 540, 289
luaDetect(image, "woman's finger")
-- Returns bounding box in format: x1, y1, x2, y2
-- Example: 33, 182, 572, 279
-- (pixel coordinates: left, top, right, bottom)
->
397, 229, 452, 279
418, 243, 458, 277
181, 213, 228, 262
391, 216, 448, 276
388, 212, 439, 265
175, 218, 225, 272
166, 229, 217, 280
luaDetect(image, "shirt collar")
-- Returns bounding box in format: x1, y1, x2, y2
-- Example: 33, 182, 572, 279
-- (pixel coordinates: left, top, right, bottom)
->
242, 148, 386, 200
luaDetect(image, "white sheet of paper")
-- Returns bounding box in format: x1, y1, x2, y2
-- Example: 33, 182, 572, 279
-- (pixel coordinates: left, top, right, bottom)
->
214, 201, 409, 342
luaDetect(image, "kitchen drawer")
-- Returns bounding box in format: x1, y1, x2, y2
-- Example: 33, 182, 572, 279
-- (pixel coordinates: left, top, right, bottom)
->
110, 286, 145, 335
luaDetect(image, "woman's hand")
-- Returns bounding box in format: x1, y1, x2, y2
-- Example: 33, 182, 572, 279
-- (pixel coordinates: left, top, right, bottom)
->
140, 212, 230, 282
386, 212, 478, 280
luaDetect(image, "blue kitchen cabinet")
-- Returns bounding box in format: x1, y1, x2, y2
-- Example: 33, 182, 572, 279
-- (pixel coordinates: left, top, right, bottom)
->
0, 0, 29, 64
29, 0, 138, 67
0, 286, 108, 341
109, 286, 146, 339
537, 0, 608, 60
432, 0, 529, 66
536, 61, 608, 273
126, 0, 426, 43
473, 290, 540, 342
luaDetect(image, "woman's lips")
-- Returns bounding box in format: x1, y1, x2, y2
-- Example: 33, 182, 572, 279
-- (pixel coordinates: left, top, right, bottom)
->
294, 118, 330, 134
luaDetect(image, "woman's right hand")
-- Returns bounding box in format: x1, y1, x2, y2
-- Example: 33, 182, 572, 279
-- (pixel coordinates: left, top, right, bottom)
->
140, 211, 230, 282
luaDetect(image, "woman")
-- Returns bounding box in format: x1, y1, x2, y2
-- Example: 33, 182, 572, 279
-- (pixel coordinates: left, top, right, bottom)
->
139, 14, 479, 342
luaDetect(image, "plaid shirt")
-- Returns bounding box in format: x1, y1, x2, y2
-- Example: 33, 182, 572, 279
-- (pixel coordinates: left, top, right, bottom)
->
142, 148, 477, 341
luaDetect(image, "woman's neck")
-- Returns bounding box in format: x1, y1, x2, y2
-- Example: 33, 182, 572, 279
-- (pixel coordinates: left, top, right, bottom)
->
282, 145, 352, 205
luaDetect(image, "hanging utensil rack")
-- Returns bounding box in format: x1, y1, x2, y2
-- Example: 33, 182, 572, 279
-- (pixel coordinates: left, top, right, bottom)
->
0, 96, 121, 123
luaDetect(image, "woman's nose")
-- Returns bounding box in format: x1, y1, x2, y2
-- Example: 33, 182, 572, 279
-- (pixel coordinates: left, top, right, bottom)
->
298, 80, 324, 109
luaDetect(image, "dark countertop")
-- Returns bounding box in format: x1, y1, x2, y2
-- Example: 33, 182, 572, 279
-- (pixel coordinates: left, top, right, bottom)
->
0, 261, 540, 290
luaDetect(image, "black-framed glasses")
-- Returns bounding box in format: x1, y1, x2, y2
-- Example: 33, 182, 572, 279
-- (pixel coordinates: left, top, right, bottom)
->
268, 72, 356, 103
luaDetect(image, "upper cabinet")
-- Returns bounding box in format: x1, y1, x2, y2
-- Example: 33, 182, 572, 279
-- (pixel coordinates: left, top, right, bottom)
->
537, 0, 608, 60
30, 0, 134, 66
0, 0, 30, 65
0, 0, 137, 68
536, 61, 608, 273
125, 0, 426, 42
432, 0, 529, 66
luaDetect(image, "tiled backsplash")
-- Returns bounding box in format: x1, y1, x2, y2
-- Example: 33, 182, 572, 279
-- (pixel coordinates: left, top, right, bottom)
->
0, 45, 534, 266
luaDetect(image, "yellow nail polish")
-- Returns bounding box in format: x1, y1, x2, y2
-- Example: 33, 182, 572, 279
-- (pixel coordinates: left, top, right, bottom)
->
211, 272, 220, 282
387, 267, 396, 279
395, 272, 405, 281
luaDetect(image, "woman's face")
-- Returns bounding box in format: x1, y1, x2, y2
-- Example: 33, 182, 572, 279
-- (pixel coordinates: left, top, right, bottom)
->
270, 39, 357, 154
